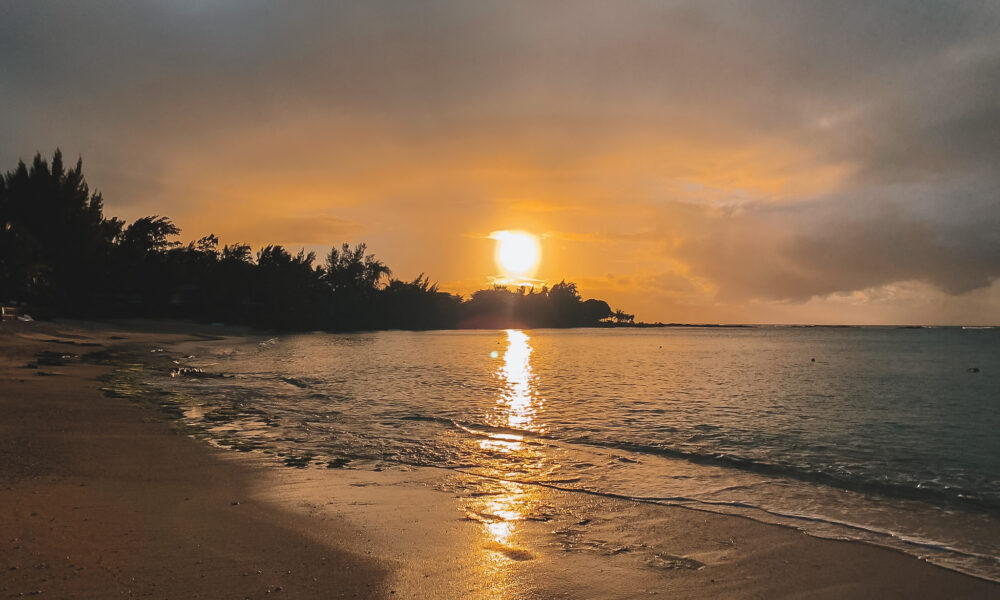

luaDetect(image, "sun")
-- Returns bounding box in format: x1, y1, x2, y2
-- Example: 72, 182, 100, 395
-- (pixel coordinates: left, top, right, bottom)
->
491, 230, 540, 277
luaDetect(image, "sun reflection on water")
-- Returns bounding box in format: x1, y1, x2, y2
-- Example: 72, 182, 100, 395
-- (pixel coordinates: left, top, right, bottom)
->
495, 329, 541, 433
467, 329, 548, 585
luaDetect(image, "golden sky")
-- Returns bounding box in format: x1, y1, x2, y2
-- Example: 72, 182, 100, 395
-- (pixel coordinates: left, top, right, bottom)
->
3, 2, 1000, 324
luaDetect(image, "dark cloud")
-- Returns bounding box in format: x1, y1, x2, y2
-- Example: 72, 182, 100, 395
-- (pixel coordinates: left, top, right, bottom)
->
675, 177, 1000, 301
2, 1, 1000, 320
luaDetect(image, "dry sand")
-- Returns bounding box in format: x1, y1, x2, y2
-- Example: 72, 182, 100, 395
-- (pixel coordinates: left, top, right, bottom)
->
1, 319, 997, 599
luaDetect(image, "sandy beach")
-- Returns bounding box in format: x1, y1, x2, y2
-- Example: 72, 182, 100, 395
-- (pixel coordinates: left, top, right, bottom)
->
2, 319, 998, 599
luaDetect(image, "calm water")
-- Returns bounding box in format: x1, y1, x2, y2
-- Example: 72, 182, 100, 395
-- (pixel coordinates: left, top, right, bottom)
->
156, 327, 1000, 580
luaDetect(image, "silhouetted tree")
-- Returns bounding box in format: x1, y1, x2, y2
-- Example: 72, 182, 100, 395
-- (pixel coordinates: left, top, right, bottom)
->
581, 299, 613, 323
457, 281, 613, 328
377, 274, 462, 329
612, 309, 635, 324
462, 285, 521, 328
323, 243, 392, 329
323, 243, 391, 293
1, 150, 636, 330
548, 280, 582, 326
119, 216, 180, 256
0, 150, 121, 310
251, 245, 327, 329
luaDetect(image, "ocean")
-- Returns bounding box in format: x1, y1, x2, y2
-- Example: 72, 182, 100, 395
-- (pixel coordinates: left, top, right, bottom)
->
147, 326, 1000, 581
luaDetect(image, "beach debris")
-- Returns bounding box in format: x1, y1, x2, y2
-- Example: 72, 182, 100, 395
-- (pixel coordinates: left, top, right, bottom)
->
231, 500, 240, 506
35, 351, 78, 366
280, 376, 310, 388
968, 367, 980, 373
645, 553, 705, 571
170, 367, 202, 377
169, 367, 226, 379
17, 314, 34, 322
612, 455, 639, 464
811, 357, 816, 362
283, 454, 315, 468
150, 348, 165, 353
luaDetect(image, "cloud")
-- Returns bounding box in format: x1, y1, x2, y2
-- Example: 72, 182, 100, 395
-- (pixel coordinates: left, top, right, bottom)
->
236, 213, 358, 247
3, 1, 1000, 323
671, 175, 1000, 302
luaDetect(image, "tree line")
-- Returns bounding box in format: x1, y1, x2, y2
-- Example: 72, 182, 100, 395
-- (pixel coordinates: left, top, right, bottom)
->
0, 151, 636, 330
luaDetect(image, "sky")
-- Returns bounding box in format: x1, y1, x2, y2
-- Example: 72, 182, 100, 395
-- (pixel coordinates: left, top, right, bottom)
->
3, 1, 1000, 324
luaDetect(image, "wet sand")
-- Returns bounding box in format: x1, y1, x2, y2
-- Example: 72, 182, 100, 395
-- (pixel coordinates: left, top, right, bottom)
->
1, 319, 998, 599
0, 320, 389, 599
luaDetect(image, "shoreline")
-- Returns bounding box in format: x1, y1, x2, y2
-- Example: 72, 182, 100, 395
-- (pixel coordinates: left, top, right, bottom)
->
1, 320, 390, 599
2, 318, 998, 598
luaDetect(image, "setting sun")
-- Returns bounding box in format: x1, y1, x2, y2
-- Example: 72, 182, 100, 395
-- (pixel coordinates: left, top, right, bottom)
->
491, 231, 540, 277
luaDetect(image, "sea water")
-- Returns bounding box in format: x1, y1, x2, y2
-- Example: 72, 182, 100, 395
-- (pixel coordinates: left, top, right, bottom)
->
158, 327, 1000, 581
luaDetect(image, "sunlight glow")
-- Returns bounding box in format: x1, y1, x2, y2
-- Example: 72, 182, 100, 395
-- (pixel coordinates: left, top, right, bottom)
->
491, 231, 540, 277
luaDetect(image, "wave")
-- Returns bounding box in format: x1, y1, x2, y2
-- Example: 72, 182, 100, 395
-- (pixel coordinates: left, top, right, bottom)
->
568, 437, 1000, 514
396, 412, 1000, 514
401, 414, 546, 441
162, 392, 1000, 583
446, 467, 1000, 583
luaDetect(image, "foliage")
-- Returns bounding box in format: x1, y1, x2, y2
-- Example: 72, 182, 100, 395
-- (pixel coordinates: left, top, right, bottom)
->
612, 309, 635, 324
0, 149, 122, 309
0, 151, 634, 330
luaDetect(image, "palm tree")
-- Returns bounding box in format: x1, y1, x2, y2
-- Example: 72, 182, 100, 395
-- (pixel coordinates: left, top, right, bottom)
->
323, 242, 391, 295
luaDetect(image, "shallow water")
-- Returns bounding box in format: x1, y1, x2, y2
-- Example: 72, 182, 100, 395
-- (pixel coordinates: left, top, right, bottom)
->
151, 326, 1000, 581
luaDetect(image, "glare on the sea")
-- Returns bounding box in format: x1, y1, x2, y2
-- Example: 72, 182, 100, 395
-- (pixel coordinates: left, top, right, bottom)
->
499, 329, 536, 431
470, 329, 543, 573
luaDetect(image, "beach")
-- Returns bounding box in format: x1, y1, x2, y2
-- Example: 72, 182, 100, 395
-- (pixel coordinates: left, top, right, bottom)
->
1, 320, 998, 599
